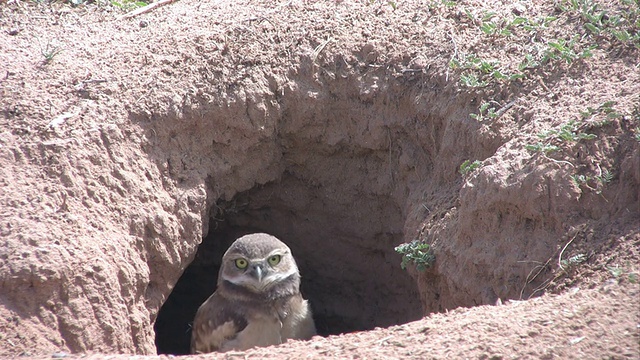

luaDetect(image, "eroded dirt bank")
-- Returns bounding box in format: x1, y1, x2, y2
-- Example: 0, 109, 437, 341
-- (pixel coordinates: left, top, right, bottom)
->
1, 0, 638, 358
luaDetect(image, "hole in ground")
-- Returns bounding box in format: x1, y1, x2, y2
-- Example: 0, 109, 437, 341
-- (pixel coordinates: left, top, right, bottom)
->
155, 173, 423, 355
149, 60, 487, 354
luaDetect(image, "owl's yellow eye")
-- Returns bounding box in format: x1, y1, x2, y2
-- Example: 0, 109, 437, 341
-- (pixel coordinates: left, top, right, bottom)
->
268, 255, 281, 266
235, 258, 248, 269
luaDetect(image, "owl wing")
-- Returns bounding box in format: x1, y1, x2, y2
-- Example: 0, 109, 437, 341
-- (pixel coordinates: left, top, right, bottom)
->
282, 295, 317, 341
190, 291, 248, 354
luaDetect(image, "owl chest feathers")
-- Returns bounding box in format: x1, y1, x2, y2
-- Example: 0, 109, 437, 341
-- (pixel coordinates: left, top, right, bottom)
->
192, 290, 316, 353
220, 296, 313, 352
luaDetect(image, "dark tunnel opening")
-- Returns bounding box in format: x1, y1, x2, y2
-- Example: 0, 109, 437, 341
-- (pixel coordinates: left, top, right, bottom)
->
154, 175, 424, 355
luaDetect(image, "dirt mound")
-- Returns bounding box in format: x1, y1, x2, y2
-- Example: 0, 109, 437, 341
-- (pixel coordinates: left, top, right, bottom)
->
1, 0, 638, 358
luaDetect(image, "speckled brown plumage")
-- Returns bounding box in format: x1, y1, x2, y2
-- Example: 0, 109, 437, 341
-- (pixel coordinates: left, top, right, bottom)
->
190, 233, 316, 354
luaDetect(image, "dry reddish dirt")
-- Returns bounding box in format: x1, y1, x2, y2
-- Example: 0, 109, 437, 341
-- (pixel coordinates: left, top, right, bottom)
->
1, 0, 639, 358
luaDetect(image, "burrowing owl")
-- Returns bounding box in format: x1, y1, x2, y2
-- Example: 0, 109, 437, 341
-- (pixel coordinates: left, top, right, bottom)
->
190, 233, 316, 353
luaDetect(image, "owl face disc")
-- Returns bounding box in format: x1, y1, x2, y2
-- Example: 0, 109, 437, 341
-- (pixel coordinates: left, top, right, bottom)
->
223, 248, 298, 292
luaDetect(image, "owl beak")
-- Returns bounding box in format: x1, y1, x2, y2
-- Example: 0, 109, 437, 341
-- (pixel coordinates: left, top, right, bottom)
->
250, 264, 264, 283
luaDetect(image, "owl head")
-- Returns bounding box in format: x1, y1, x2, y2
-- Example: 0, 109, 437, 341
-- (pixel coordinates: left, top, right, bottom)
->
218, 233, 301, 299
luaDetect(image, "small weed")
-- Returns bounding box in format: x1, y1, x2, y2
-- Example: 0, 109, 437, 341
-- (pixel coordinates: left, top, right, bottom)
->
525, 142, 560, 154
539, 120, 597, 143
580, 100, 623, 120
111, 0, 147, 10
463, 7, 476, 22
395, 240, 435, 271
527, 119, 597, 159
470, 102, 497, 121
478, 11, 513, 36
559, 0, 640, 48
459, 159, 482, 175
560, 253, 587, 270
518, 53, 541, 71
634, 127, 640, 142
492, 69, 524, 81
571, 174, 590, 186
451, 55, 521, 87
451, 55, 497, 74
609, 29, 640, 45
572, 168, 612, 194
607, 265, 639, 283
503, 15, 559, 34
464, 9, 509, 37
480, 21, 500, 35
543, 36, 596, 64
607, 265, 624, 278
558, 123, 597, 141
595, 169, 613, 184
428, 0, 456, 9
38, 39, 63, 63
459, 73, 487, 88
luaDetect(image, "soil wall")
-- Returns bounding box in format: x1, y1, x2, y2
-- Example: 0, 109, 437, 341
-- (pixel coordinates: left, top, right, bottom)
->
1, 0, 638, 356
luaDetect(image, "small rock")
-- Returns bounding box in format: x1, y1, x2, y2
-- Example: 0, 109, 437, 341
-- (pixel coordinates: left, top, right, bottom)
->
601, 278, 618, 293
7, 28, 20, 36
512, 4, 526, 15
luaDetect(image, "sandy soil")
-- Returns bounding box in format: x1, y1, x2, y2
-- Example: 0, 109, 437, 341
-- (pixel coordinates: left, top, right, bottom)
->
1, 0, 638, 358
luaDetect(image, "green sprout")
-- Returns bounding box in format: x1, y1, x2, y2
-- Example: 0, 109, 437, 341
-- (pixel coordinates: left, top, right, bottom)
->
459, 159, 482, 175
395, 240, 435, 271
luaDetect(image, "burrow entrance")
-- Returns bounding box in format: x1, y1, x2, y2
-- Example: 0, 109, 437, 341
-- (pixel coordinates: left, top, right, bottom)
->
155, 173, 424, 355
151, 69, 487, 355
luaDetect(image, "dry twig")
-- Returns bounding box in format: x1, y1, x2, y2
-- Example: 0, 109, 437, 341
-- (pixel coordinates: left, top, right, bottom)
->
119, 0, 177, 20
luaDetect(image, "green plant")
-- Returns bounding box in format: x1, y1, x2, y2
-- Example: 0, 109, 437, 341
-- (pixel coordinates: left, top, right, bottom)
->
459, 73, 487, 87
519, 53, 541, 71
543, 36, 596, 64
580, 100, 623, 121
450, 55, 522, 87
538, 120, 597, 143
111, 0, 147, 10
607, 265, 624, 277
38, 39, 63, 63
478, 11, 513, 36
470, 102, 498, 122
450, 55, 495, 74
508, 15, 558, 32
525, 142, 560, 154
560, 253, 587, 270
571, 168, 612, 194
428, 0, 456, 9
459, 159, 482, 175
558, 0, 640, 48
571, 174, 590, 186
394, 240, 435, 271
607, 265, 639, 283
558, 123, 596, 141
595, 169, 613, 184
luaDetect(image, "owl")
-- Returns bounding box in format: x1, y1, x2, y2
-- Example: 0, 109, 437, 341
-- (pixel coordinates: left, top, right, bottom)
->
190, 233, 316, 353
